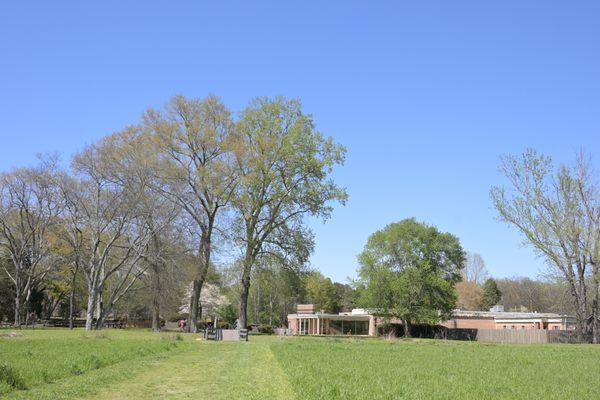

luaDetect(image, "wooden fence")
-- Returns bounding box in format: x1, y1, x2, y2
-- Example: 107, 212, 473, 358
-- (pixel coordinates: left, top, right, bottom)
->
474, 329, 584, 344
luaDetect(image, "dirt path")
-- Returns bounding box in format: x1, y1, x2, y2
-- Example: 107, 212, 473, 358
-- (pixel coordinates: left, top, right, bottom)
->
87, 339, 297, 400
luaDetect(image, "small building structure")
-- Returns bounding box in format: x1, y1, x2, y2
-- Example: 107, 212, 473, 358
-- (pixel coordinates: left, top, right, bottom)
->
287, 305, 376, 336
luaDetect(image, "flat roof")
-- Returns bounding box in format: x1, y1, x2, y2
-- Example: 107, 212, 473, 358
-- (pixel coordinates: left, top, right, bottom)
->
288, 313, 371, 320
288, 309, 575, 321
451, 310, 574, 319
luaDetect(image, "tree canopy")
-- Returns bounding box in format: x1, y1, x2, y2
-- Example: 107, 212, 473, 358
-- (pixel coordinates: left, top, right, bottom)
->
357, 218, 465, 336
479, 278, 502, 310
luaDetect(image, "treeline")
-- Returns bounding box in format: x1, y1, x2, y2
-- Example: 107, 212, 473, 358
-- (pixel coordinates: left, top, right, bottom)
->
455, 255, 575, 315
0, 95, 346, 331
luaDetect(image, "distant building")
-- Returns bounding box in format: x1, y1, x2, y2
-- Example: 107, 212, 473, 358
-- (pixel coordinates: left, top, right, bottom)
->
441, 309, 576, 331
287, 304, 575, 336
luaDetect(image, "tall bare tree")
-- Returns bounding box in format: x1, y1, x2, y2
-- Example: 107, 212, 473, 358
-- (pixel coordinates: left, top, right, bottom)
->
462, 252, 489, 285
0, 161, 62, 326
233, 97, 347, 328
491, 149, 600, 341
63, 141, 152, 330
573, 154, 600, 342
142, 95, 237, 332
94, 128, 186, 332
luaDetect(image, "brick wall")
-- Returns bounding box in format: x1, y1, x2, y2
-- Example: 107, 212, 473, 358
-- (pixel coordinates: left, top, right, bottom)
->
441, 316, 495, 330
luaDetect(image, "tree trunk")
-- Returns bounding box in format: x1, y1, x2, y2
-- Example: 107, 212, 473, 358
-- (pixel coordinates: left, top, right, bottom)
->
188, 278, 201, 333
85, 302, 95, 330
14, 293, 21, 327
150, 234, 162, 333
85, 284, 97, 330
592, 276, 600, 344
96, 308, 108, 330
151, 275, 161, 333
69, 263, 79, 330
575, 298, 588, 342
187, 230, 212, 333
592, 289, 599, 344
403, 319, 412, 338
238, 254, 253, 329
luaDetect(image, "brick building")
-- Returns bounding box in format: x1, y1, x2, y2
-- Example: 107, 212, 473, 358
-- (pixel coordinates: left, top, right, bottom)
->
441, 309, 576, 331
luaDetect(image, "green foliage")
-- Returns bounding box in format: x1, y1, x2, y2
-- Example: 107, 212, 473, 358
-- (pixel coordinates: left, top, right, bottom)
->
257, 325, 275, 334
333, 282, 358, 312
233, 96, 348, 326
358, 218, 465, 329
479, 278, 502, 310
303, 271, 338, 313
218, 304, 238, 325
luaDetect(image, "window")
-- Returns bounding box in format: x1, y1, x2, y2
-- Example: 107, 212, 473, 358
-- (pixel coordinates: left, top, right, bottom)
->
328, 320, 369, 335
521, 325, 525, 329
511, 325, 515, 329
503, 325, 507, 329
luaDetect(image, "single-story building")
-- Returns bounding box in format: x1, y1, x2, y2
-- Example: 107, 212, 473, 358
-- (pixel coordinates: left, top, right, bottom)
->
287, 304, 575, 336
441, 308, 576, 331
287, 304, 376, 336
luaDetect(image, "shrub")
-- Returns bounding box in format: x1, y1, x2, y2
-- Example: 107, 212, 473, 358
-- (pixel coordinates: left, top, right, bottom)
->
258, 325, 274, 335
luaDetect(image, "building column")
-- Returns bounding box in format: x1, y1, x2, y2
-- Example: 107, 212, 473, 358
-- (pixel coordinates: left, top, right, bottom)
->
369, 316, 376, 337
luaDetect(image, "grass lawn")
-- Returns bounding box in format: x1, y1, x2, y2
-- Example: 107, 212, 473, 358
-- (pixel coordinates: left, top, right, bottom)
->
1, 330, 600, 399
271, 337, 600, 399
0, 329, 193, 399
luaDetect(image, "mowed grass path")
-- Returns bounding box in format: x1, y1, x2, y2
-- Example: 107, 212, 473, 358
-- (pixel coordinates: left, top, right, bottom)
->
89, 340, 296, 400
2, 330, 600, 400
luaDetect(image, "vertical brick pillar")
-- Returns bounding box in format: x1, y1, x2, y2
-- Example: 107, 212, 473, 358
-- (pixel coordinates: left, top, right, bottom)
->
369, 316, 376, 337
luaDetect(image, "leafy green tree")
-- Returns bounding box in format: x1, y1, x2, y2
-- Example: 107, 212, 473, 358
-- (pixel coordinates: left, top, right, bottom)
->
233, 97, 347, 328
303, 271, 338, 313
333, 282, 358, 312
479, 278, 502, 310
142, 95, 238, 332
357, 218, 465, 336
246, 259, 307, 327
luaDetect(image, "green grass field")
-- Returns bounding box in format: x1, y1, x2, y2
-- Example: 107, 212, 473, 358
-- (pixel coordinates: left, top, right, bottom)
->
1, 329, 599, 399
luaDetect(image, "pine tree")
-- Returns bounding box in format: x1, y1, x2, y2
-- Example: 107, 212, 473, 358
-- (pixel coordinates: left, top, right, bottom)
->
479, 278, 502, 310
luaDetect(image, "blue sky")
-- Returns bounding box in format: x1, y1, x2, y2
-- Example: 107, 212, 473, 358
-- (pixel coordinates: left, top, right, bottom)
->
1, 1, 599, 282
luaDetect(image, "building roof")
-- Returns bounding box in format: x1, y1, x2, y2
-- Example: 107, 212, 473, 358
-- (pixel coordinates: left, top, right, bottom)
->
287, 312, 371, 320
451, 309, 574, 320
288, 306, 575, 322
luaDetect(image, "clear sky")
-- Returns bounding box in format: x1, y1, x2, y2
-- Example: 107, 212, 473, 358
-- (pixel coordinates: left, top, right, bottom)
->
1, 1, 599, 283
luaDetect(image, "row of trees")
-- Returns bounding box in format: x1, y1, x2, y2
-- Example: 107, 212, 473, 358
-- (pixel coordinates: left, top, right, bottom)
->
0, 95, 347, 331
